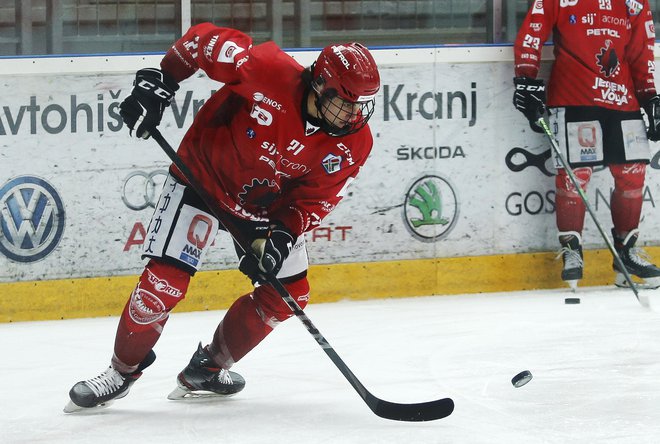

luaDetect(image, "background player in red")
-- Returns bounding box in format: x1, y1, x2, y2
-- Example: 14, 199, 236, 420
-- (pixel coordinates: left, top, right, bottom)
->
65, 23, 380, 412
513, 0, 660, 290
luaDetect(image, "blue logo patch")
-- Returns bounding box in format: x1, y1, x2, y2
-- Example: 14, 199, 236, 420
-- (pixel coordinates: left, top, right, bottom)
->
0, 176, 65, 262
569, 14, 577, 24
322, 153, 342, 174
246, 127, 256, 139
180, 243, 201, 266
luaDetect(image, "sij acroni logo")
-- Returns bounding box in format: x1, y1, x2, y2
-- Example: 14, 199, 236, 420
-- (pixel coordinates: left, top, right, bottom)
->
403, 174, 459, 242
0, 176, 65, 262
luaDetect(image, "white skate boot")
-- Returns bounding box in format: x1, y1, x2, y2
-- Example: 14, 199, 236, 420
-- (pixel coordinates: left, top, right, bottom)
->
557, 231, 583, 291
64, 350, 156, 413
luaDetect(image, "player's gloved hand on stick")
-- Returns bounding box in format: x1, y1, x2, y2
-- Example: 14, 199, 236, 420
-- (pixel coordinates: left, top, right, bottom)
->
239, 223, 295, 281
513, 76, 546, 133
119, 68, 179, 139
644, 95, 660, 142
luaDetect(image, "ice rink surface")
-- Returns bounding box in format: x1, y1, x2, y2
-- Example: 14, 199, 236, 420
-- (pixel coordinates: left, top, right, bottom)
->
2, 286, 660, 444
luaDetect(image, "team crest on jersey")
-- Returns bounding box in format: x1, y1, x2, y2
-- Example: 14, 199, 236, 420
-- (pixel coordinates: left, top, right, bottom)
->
322, 153, 342, 174
596, 40, 620, 77
625, 0, 643, 16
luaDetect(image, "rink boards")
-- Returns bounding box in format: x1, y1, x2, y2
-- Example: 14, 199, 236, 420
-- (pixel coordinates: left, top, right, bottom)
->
2, 44, 660, 322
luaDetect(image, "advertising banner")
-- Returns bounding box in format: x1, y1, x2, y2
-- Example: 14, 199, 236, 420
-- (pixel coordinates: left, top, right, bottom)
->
2, 47, 660, 282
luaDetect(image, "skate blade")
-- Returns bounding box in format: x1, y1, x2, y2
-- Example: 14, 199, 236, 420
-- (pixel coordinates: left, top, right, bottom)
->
564, 280, 579, 292
63, 399, 114, 414
167, 385, 238, 401
614, 273, 660, 290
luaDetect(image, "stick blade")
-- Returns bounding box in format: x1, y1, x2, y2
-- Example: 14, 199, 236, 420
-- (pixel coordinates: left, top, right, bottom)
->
369, 396, 455, 422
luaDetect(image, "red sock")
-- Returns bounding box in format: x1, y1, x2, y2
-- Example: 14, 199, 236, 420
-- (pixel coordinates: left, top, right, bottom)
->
208, 278, 310, 368
555, 167, 591, 233
610, 163, 645, 234
112, 260, 190, 373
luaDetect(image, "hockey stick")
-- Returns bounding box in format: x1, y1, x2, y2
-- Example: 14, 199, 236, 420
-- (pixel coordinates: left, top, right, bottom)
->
149, 129, 454, 421
536, 117, 649, 309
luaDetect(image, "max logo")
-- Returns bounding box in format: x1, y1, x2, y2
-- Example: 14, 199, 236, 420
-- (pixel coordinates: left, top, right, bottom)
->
187, 214, 213, 248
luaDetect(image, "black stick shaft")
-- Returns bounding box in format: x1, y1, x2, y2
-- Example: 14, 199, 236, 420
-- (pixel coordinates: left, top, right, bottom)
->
150, 129, 454, 421
536, 118, 648, 308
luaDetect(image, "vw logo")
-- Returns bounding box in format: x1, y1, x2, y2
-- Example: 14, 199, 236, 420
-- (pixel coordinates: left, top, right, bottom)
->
0, 176, 66, 262
121, 170, 168, 211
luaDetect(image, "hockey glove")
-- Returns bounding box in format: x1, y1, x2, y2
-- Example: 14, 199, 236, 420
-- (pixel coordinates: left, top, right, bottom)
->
644, 95, 660, 142
513, 76, 546, 133
119, 68, 179, 139
238, 223, 295, 281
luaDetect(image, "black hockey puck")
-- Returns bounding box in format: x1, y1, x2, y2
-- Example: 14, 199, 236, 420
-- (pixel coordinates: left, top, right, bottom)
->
511, 370, 533, 388
564, 297, 580, 304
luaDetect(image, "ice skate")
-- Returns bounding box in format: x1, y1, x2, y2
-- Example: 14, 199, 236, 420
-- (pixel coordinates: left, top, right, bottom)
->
168, 342, 245, 400
613, 229, 660, 289
64, 350, 156, 413
557, 231, 583, 291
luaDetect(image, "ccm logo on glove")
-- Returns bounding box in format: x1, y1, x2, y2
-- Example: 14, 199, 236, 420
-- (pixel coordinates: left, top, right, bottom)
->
119, 68, 179, 139
239, 224, 295, 281
136, 77, 176, 101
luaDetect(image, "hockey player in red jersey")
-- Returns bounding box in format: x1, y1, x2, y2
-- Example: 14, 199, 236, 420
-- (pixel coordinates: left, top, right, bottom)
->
64, 23, 380, 412
513, 0, 660, 290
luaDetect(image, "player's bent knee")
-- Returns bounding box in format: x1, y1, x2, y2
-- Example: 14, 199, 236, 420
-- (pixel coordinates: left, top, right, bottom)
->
252, 277, 311, 322
128, 259, 191, 325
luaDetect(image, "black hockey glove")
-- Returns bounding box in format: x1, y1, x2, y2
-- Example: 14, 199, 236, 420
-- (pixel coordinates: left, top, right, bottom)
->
643, 95, 660, 142
119, 68, 179, 139
513, 76, 546, 133
238, 223, 295, 281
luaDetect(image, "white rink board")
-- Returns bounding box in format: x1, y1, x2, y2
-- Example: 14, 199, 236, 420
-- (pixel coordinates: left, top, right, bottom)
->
2, 45, 660, 282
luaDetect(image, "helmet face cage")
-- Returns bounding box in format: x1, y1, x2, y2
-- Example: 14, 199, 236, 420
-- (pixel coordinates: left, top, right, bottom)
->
315, 88, 375, 137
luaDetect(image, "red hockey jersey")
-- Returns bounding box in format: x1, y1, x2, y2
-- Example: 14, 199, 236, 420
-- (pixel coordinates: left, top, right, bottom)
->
514, 0, 657, 110
159, 23, 373, 236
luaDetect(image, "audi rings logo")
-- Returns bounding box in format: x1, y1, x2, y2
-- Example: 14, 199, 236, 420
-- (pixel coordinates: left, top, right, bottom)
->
122, 170, 168, 211
403, 174, 459, 242
0, 176, 65, 262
